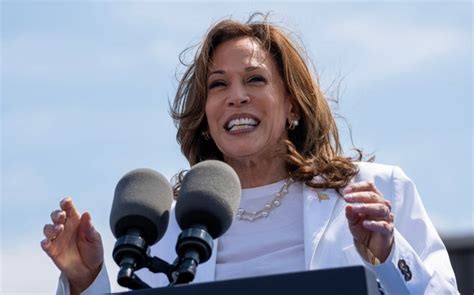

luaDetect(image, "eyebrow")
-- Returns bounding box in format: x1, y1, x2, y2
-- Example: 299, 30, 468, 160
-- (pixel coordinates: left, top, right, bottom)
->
208, 66, 263, 78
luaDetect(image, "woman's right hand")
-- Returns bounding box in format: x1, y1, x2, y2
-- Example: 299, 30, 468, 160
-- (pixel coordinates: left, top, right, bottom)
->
41, 197, 104, 295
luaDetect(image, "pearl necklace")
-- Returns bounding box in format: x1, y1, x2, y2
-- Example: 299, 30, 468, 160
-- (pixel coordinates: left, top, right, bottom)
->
236, 178, 295, 222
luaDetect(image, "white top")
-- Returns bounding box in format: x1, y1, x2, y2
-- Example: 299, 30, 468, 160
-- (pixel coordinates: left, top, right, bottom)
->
56, 162, 458, 294
215, 179, 304, 281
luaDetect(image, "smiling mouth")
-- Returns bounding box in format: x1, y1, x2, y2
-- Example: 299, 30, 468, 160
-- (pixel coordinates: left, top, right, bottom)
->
225, 117, 260, 132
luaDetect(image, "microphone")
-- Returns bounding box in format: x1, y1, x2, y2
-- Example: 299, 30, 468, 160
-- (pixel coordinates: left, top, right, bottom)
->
174, 160, 241, 283
110, 168, 173, 289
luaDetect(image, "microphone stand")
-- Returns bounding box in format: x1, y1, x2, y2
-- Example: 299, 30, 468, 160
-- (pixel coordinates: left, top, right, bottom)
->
173, 224, 213, 284
113, 225, 214, 289
113, 229, 175, 290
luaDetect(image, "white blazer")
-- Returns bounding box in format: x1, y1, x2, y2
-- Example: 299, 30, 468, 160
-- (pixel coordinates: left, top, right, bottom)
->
57, 162, 458, 294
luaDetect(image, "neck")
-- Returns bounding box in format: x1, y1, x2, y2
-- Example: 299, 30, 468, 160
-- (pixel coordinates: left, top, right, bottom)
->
224, 155, 288, 189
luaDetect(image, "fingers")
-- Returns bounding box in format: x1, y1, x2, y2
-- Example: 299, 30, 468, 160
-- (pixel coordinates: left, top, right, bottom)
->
50, 210, 67, 225
43, 223, 64, 240
344, 191, 387, 204
42, 197, 78, 251
79, 212, 102, 244
343, 181, 392, 222
43, 197, 78, 240
40, 238, 52, 254
362, 219, 394, 237
344, 181, 395, 261
60, 197, 81, 221
343, 181, 383, 196
343, 181, 394, 236
347, 203, 392, 220
40, 237, 59, 257
345, 206, 365, 226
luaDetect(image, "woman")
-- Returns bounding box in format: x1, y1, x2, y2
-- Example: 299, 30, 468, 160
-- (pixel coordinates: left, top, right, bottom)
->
41, 14, 458, 294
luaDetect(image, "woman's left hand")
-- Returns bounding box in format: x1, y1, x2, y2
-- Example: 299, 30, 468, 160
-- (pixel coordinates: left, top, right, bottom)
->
343, 181, 394, 263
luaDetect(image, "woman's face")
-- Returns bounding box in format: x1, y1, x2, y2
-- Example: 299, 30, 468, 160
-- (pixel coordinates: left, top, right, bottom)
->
205, 37, 296, 162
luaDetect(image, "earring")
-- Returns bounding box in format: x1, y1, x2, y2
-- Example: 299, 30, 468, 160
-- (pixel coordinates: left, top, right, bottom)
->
202, 130, 211, 141
288, 119, 299, 131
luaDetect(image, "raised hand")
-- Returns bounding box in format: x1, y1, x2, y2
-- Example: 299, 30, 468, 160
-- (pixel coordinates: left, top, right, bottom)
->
41, 197, 104, 294
344, 181, 394, 263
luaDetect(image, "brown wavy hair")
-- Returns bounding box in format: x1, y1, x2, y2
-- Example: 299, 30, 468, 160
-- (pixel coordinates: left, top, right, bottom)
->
171, 13, 360, 190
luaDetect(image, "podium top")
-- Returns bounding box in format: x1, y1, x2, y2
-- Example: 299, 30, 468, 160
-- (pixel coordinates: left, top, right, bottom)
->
113, 266, 380, 295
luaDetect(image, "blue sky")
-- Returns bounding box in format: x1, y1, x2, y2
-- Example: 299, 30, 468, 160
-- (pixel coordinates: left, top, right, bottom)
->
1, 1, 472, 294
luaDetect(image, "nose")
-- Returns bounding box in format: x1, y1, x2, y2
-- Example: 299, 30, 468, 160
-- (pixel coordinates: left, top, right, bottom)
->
226, 84, 250, 106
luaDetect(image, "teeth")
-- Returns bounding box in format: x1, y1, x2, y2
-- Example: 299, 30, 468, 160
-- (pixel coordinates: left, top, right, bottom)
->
230, 125, 252, 131
227, 117, 259, 130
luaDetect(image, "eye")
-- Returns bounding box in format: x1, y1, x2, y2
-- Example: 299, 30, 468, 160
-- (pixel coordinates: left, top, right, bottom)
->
208, 80, 227, 89
247, 75, 266, 84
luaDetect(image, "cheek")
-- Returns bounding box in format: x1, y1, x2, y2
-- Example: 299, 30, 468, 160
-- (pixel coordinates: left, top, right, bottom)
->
269, 101, 291, 136
205, 100, 218, 130
273, 118, 289, 138
271, 100, 290, 123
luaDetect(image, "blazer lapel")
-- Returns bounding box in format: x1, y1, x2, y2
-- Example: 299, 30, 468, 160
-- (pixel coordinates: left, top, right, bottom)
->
303, 183, 341, 269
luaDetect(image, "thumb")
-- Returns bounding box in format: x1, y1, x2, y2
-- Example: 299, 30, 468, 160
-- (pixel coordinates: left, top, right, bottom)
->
79, 212, 101, 244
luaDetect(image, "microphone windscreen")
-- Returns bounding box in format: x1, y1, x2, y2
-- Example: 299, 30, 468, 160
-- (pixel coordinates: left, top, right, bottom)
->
175, 160, 241, 238
110, 168, 173, 245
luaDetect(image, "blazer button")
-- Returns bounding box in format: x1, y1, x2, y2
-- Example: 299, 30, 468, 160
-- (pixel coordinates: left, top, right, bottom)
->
397, 259, 412, 281
404, 271, 412, 282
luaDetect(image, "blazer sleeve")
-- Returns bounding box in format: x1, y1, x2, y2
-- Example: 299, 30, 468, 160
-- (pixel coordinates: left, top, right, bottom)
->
362, 166, 458, 294
55, 263, 111, 295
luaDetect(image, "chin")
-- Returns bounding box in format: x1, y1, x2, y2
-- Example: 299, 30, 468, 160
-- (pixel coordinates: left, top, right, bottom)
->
222, 148, 260, 159
220, 143, 269, 160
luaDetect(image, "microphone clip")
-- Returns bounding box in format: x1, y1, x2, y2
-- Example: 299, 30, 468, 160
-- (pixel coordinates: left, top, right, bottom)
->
112, 225, 214, 289
112, 229, 175, 289
173, 225, 213, 284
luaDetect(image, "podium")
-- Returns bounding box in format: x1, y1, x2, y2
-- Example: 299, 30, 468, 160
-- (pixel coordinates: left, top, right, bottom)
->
113, 266, 380, 295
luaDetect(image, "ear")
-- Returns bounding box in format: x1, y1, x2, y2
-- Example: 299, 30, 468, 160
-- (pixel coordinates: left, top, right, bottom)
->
286, 96, 301, 121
